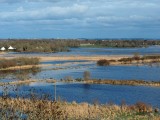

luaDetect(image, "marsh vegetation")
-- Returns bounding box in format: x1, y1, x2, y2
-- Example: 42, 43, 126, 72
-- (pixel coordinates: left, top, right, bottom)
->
0, 96, 159, 119
97, 54, 160, 66
0, 57, 39, 69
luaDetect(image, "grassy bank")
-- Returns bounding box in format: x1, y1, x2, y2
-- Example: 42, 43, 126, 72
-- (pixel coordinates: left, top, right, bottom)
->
97, 55, 160, 66
84, 79, 160, 87
58, 79, 160, 87
0, 97, 159, 120
1, 78, 160, 87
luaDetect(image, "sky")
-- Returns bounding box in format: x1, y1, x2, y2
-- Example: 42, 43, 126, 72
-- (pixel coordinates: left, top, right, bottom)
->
0, 0, 160, 39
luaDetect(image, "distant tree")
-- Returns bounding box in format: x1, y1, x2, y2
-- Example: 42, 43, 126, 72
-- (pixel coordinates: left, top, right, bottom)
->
83, 71, 90, 81
133, 52, 141, 64
64, 76, 73, 81
133, 53, 140, 60
97, 59, 110, 66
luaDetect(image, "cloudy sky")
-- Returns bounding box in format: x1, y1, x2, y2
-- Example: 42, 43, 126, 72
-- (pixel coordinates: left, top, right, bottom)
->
0, 0, 160, 39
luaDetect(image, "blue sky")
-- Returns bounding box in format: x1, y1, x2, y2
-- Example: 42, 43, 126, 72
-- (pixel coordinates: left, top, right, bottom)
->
0, 0, 160, 39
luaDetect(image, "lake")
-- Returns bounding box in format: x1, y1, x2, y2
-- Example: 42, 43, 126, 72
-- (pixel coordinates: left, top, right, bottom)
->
1, 83, 160, 108
33, 61, 160, 81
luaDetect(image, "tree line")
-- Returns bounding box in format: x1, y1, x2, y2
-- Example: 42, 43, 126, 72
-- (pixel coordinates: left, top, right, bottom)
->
0, 39, 80, 52
0, 39, 160, 52
80, 39, 160, 48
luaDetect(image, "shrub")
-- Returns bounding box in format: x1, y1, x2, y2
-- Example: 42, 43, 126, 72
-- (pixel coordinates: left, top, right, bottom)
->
118, 58, 133, 63
0, 57, 39, 69
83, 71, 91, 81
135, 102, 152, 113
97, 59, 110, 66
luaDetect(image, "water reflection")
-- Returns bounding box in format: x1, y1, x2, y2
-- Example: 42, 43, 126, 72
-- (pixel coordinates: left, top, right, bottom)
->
0, 83, 160, 108
0, 67, 41, 80
32, 63, 160, 81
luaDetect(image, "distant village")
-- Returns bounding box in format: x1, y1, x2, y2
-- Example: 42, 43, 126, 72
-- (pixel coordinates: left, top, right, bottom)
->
0, 46, 16, 51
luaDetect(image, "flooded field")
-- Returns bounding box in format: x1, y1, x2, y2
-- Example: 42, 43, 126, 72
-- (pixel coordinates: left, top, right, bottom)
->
36, 60, 160, 81
1, 83, 160, 108
1, 46, 160, 107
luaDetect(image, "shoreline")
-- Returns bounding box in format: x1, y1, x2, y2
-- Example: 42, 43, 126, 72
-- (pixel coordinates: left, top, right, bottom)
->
1, 54, 131, 61
0, 64, 52, 71
39, 55, 130, 61
1, 54, 159, 66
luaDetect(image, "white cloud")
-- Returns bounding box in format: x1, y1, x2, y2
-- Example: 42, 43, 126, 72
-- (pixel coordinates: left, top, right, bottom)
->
0, 4, 88, 21
0, 0, 160, 38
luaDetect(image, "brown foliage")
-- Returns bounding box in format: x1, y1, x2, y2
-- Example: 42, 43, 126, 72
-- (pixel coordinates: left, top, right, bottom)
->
0, 57, 39, 69
97, 59, 110, 66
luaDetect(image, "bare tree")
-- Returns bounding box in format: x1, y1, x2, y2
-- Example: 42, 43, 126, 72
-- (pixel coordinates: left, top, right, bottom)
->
64, 76, 73, 81
83, 71, 90, 81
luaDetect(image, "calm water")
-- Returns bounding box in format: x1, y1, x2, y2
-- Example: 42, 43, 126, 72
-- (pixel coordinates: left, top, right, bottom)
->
33, 61, 160, 81
1, 83, 160, 107
55, 46, 160, 56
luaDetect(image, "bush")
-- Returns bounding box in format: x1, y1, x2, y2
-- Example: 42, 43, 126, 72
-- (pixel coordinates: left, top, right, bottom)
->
16, 57, 39, 65
97, 59, 110, 66
135, 102, 152, 113
0, 57, 39, 69
83, 71, 91, 80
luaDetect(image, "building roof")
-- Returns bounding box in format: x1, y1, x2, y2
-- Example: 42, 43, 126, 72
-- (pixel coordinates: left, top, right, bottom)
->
8, 46, 15, 50
0, 47, 6, 51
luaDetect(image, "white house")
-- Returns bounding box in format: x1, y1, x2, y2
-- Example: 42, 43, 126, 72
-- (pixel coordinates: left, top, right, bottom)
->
0, 47, 6, 51
8, 46, 15, 50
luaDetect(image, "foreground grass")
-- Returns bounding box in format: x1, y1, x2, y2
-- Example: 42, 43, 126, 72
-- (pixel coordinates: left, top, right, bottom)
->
0, 97, 159, 120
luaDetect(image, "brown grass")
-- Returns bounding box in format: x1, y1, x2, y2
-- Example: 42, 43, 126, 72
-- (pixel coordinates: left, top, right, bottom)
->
85, 79, 160, 87
0, 79, 57, 86
39, 55, 127, 61
97, 55, 160, 66
0, 64, 51, 71
0, 97, 159, 120
1, 79, 160, 87
0, 57, 40, 69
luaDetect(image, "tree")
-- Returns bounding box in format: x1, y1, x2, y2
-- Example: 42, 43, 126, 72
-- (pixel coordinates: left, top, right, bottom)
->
83, 71, 90, 81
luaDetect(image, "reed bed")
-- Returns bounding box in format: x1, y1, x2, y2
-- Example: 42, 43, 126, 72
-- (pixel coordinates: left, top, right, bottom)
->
97, 55, 160, 66
85, 79, 160, 87
0, 57, 39, 69
0, 97, 159, 120
1, 78, 160, 87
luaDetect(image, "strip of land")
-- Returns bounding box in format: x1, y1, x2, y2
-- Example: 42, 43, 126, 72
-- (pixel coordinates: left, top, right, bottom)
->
0, 64, 52, 71
1, 79, 160, 87
2, 53, 160, 66
39, 55, 129, 61
3, 55, 159, 66
84, 79, 160, 87
0, 79, 56, 86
